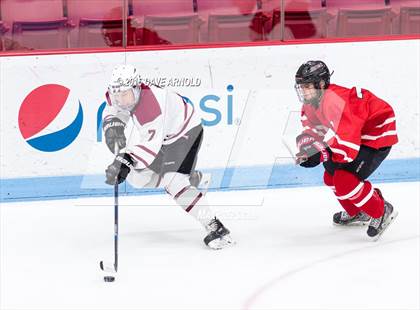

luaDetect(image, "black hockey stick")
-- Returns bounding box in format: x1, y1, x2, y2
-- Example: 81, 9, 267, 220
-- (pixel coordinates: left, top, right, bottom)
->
100, 146, 120, 281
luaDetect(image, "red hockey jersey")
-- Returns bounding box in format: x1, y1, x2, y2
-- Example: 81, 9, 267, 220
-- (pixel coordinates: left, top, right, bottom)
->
300, 84, 398, 164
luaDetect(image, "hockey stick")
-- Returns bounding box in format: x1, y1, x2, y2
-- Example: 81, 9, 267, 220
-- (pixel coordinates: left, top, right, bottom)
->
281, 136, 308, 165
100, 145, 120, 281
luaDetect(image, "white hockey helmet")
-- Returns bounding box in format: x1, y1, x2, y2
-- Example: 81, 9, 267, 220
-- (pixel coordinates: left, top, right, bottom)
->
108, 64, 141, 111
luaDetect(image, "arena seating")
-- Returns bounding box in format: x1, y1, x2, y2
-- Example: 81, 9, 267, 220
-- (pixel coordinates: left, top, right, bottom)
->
1, 0, 68, 49
66, 0, 130, 47
399, 6, 420, 34
0, 21, 7, 51
335, 7, 394, 37
197, 0, 265, 42
132, 0, 200, 45
390, 0, 420, 34
0, 0, 418, 51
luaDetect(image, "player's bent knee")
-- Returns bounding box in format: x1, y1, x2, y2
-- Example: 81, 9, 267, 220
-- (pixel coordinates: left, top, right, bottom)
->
163, 172, 192, 197
323, 170, 334, 186
333, 169, 360, 196
126, 169, 160, 188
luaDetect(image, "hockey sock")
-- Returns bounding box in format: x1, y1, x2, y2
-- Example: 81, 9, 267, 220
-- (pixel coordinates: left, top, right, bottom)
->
324, 171, 360, 216
163, 172, 216, 227
333, 169, 384, 219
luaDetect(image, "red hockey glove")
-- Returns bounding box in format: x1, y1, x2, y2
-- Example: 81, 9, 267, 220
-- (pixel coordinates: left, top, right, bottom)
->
296, 134, 316, 151
296, 140, 331, 168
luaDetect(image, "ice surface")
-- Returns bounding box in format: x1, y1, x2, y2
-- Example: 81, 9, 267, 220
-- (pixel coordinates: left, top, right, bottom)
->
1, 182, 419, 310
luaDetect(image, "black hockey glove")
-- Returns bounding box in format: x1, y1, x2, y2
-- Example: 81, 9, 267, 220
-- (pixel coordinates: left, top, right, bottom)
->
103, 117, 126, 154
296, 134, 331, 168
105, 153, 134, 185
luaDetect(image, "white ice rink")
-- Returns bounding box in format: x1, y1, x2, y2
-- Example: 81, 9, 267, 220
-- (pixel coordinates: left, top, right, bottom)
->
1, 182, 419, 310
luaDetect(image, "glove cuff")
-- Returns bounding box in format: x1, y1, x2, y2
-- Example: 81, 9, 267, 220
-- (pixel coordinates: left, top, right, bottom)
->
115, 153, 134, 168
103, 117, 126, 131
312, 141, 330, 162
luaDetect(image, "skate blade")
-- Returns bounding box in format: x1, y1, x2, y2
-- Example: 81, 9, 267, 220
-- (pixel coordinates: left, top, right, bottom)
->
370, 210, 399, 242
207, 235, 235, 250
333, 221, 370, 227
99, 261, 116, 273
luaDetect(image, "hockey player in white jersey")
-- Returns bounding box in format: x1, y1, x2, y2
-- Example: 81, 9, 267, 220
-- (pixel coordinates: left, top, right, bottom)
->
102, 64, 234, 249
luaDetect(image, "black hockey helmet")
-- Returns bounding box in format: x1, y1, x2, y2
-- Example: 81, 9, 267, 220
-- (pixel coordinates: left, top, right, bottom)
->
295, 60, 331, 89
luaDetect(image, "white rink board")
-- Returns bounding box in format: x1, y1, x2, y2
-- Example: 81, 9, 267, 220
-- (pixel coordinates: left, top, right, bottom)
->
0, 40, 419, 180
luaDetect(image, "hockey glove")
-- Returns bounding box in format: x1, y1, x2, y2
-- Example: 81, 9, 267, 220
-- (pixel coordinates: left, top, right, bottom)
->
103, 117, 126, 153
296, 133, 317, 151
296, 141, 331, 168
105, 153, 134, 185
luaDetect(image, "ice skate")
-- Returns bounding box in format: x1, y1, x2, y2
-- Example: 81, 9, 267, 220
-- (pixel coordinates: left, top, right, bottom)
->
367, 189, 398, 241
333, 211, 371, 226
204, 217, 234, 250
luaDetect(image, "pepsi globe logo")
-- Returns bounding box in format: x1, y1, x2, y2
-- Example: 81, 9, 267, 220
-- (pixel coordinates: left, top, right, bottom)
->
18, 84, 83, 152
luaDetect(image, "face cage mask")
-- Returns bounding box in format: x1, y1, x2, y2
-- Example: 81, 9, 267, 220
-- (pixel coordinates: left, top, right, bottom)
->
294, 83, 323, 108
110, 87, 141, 111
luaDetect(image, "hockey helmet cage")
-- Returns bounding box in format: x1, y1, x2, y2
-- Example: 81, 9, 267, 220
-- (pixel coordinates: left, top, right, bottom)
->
108, 64, 141, 111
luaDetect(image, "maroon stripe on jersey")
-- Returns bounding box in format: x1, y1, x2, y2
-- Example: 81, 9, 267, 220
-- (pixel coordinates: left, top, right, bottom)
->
174, 186, 190, 199
129, 152, 149, 167
135, 145, 157, 157
182, 98, 188, 120
186, 192, 203, 212
134, 84, 162, 126
105, 91, 112, 106
165, 104, 195, 142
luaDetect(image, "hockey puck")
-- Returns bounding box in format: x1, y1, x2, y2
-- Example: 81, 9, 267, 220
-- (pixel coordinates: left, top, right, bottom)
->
104, 276, 115, 282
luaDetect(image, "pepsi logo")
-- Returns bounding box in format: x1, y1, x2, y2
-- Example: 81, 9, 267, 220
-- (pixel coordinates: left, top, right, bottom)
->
18, 84, 83, 152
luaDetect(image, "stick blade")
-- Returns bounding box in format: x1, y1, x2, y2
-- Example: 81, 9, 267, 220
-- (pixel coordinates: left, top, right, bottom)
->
99, 261, 116, 273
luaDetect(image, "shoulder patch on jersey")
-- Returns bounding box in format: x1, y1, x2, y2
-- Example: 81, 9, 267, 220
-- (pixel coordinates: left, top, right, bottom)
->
133, 84, 162, 125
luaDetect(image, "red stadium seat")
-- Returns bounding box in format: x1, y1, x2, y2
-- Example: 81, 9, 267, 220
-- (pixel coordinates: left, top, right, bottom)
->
77, 18, 131, 48
132, 0, 194, 16
66, 0, 130, 48
1, 0, 65, 23
336, 7, 394, 37
131, 0, 199, 45
262, 1, 329, 40
0, 21, 7, 51
197, 0, 258, 14
12, 19, 69, 49
324, 0, 391, 37
141, 15, 201, 44
324, 0, 387, 10
207, 12, 266, 42
1, 0, 68, 49
399, 6, 420, 34
197, 0, 264, 42
270, 8, 329, 40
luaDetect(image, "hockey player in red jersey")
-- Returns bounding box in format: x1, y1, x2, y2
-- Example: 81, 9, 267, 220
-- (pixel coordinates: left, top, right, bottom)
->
294, 60, 398, 240
102, 64, 234, 249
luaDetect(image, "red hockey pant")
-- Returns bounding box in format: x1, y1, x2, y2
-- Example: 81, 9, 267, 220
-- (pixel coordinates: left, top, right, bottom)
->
324, 169, 384, 218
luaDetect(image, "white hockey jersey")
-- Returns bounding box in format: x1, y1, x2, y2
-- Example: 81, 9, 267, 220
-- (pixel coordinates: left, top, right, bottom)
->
103, 84, 201, 169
